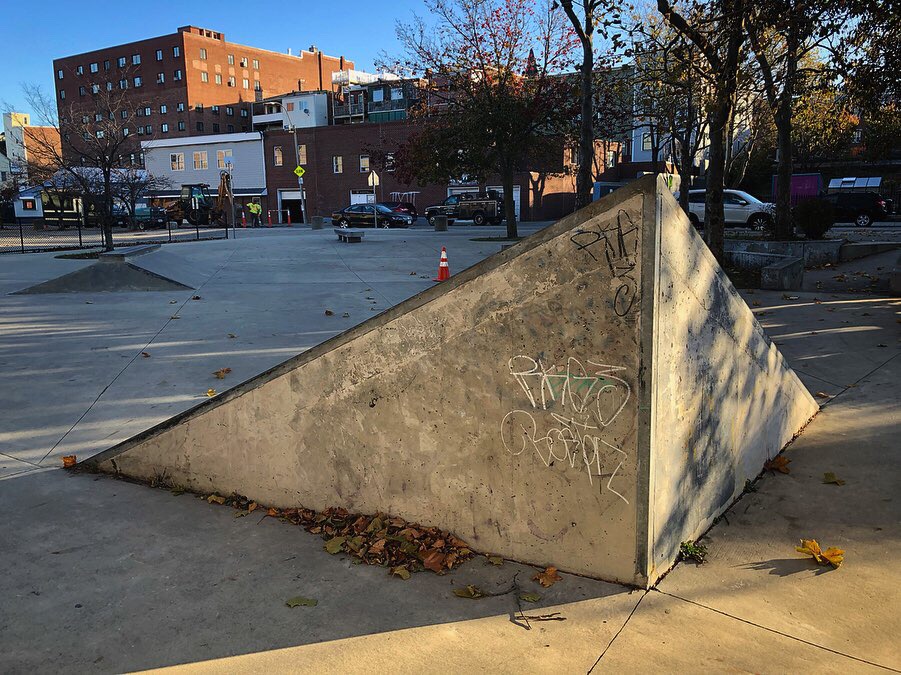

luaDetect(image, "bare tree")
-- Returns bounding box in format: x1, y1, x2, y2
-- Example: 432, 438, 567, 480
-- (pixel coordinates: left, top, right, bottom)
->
112, 168, 172, 228
21, 75, 149, 250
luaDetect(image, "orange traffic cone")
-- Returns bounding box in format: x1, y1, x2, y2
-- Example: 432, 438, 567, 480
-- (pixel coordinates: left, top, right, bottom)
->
434, 246, 450, 281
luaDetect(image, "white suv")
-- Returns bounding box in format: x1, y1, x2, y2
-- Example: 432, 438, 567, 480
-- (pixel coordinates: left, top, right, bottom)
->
684, 189, 775, 230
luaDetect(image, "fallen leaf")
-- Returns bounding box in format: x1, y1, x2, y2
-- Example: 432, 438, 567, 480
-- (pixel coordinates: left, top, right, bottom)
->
234, 510, 248, 518
410, 271, 417, 275
822, 472, 846, 486
141, 352, 151, 358
764, 455, 791, 474
248, 502, 258, 512
62, 455, 77, 468
390, 566, 411, 580
285, 596, 318, 608
815, 391, 831, 399
487, 555, 504, 566
325, 536, 346, 554
519, 592, 542, 603
191, 295, 202, 300
227, 333, 236, 338
782, 294, 799, 300
170, 315, 180, 319
796, 539, 844, 568
752, 300, 761, 307
533, 566, 562, 588
207, 494, 226, 504
453, 585, 485, 599
85, 301, 93, 304
206, 388, 217, 397
342, 312, 350, 318
266, 507, 280, 517
213, 367, 232, 379
324, 309, 334, 316
422, 549, 446, 573
170, 488, 184, 496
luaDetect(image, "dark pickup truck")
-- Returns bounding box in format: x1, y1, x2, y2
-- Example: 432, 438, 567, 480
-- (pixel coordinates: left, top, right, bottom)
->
424, 192, 504, 226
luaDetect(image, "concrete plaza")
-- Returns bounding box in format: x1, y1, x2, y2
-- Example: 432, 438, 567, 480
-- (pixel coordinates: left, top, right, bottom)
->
0, 226, 898, 672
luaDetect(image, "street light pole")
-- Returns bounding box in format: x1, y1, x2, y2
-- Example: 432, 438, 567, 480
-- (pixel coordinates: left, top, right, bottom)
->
269, 98, 308, 225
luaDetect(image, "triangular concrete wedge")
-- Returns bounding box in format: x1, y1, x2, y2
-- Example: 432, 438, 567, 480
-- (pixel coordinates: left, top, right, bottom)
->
83, 175, 817, 587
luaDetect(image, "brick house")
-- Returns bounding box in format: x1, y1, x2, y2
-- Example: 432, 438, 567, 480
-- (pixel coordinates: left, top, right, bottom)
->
52, 26, 353, 161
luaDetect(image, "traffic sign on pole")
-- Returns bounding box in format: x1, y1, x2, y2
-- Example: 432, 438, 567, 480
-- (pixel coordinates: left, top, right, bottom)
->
368, 170, 380, 187
294, 166, 306, 178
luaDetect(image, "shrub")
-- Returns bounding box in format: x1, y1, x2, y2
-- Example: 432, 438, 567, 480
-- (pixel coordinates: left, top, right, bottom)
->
793, 198, 836, 240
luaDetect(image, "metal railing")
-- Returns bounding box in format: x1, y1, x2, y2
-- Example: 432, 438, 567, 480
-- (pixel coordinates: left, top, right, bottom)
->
0, 218, 229, 254
333, 103, 365, 117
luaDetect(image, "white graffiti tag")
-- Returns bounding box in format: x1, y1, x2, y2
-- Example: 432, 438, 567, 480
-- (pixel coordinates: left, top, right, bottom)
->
500, 356, 631, 503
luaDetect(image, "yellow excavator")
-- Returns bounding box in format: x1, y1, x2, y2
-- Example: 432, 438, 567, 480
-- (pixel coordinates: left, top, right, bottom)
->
164, 172, 231, 226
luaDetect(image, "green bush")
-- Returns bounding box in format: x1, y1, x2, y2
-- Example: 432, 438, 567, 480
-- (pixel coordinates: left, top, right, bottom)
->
793, 198, 835, 240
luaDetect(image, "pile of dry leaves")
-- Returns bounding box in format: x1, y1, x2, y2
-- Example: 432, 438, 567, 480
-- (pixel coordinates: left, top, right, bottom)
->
217, 494, 476, 579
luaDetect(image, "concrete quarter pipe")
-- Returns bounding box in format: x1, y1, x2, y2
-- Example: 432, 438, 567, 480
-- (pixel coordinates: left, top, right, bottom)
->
83, 176, 817, 587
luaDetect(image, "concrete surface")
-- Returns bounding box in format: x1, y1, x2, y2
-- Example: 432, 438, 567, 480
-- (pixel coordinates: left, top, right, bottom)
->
0, 221, 898, 673
761, 256, 805, 290
82, 177, 814, 586
839, 241, 899, 262
725, 239, 843, 266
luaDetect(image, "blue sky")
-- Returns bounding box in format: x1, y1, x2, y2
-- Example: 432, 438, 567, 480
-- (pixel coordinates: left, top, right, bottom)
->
0, 0, 419, 117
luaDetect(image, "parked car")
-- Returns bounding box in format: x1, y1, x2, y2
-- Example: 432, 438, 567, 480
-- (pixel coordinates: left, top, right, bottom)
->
682, 189, 775, 230
113, 206, 168, 230
424, 192, 504, 226
821, 192, 891, 227
331, 203, 414, 228
378, 201, 418, 220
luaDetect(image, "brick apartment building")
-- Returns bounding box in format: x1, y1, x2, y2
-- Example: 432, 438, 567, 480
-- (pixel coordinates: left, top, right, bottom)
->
2, 112, 61, 176
52, 26, 353, 160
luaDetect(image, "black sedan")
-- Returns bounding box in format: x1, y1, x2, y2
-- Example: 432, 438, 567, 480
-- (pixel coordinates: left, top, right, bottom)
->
331, 204, 414, 228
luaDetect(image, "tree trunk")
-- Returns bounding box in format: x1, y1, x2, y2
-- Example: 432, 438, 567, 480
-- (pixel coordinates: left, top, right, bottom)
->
705, 102, 729, 262
773, 108, 794, 240
103, 175, 114, 251
679, 135, 693, 212
575, 40, 594, 210
503, 171, 518, 239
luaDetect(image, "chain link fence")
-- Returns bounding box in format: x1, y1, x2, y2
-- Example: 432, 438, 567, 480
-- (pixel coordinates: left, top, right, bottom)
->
0, 218, 230, 254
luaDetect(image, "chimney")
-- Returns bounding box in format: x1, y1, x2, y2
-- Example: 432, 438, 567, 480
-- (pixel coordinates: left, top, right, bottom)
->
287, 48, 292, 56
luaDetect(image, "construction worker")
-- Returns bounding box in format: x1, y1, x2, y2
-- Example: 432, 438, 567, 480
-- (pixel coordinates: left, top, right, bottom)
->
247, 200, 262, 228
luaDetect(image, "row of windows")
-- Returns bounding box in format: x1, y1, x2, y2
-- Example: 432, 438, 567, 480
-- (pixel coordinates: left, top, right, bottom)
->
60, 47, 182, 78
169, 149, 233, 171
272, 145, 309, 166
198, 49, 260, 70
328, 154, 393, 174
199, 71, 261, 90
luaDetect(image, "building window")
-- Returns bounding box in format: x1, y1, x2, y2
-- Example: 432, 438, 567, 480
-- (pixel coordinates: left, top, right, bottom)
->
240, 109, 248, 118
158, 123, 167, 133
121, 110, 128, 119
57, 69, 64, 79
372, 89, 384, 103
59, 90, 66, 100
200, 48, 208, 60
118, 56, 126, 67
239, 57, 248, 67
174, 69, 183, 81
227, 76, 235, 87
212, 123, 220, 132
227, 54, 234, 65
201, 71, 209, 83
76, 65, 84, 75
606, 150, 617, 168
333, 156, 343, 174
96, 130, 104, 138
95, 113, 103, 122
134, 76, 142, 87
215, 73, 222, 85
160, 104, 167, 114
89, 62, 98, 73
252, 59, 259, 69
79, 86, 86, 96
227, 124, 234, 132
176, 102, 185, 112
119, 79, 128, 89
359, 154, 370, 172
173, 46, 180, 57
157, 72, 165, 83
92, 83, 100, 94
225, 106, 233, 116
197, 121, 204, 132
156, 49, 163, 61
104, 60, 110, 71
171, 153, 185, 171
642, 133, 652, 151
193, 151, 208, 169
144, 106, 152, 116
132, 54, 141, 65
254, 80, 261, 92
298, 144, 307, 164
385, 152, 396, 172
22, 198, 37, 211
145, 125, 152, 135
286, 102, 295, 112
211, 105, 219, 115
123, 128, 129, 136
178, 121, 185, 131
217, 149, 232, 168
196, 103, 204, 112
242, 78, 249, 89
106, 82, 113, 91
391, 87, 403, 100
273, 146, 283, 166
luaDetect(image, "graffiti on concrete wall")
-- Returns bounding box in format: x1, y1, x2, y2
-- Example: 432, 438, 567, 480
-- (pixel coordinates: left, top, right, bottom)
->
500, 356, 631, 503
570, 209, 640, 316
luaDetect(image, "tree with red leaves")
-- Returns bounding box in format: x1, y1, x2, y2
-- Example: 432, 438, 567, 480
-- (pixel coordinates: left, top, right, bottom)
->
385, 0, 576, 237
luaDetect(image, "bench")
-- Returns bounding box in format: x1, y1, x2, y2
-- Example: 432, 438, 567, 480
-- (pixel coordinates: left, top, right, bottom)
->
335, 228, 365, 243
99, 244, 161, 262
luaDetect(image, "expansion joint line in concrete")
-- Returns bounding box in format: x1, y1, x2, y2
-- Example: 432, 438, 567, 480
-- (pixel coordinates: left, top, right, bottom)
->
38, 248, 239, 465
330, 240, 393, 307
820, 350, 900, 411
656, 590, 901, 673
587, 590, 648, 672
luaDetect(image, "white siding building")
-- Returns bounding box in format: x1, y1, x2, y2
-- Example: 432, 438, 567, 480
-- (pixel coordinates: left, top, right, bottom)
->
141, 132, 266, 199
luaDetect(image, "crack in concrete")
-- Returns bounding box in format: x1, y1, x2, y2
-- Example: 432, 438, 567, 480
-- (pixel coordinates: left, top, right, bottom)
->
588, 590, 648, 672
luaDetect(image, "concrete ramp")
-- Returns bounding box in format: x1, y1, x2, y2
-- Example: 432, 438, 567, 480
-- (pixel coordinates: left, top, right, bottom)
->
83, 176, 817, 586
14, 245, 215, 294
